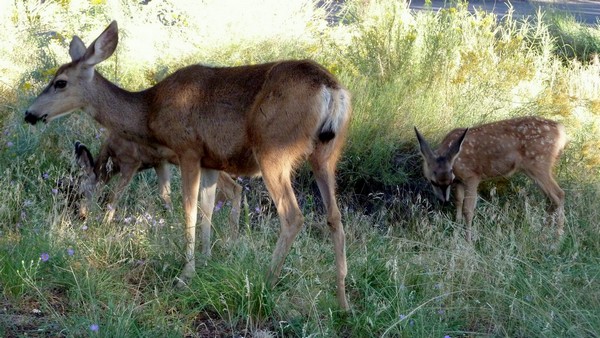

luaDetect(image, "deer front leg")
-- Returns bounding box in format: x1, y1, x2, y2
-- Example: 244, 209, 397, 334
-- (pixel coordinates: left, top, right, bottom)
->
199, 168, 218, 257
104, 163, 139, 223
454, 182, 465, 223
462, 180, 480, 243
178, 155, 201, 285
155, 162, 172, 210
217, 173, 243, 240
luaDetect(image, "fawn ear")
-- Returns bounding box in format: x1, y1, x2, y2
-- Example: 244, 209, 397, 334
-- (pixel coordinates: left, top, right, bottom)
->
74, 141, 95, 176
414, 127, 436, 163
446, 128, 469, 163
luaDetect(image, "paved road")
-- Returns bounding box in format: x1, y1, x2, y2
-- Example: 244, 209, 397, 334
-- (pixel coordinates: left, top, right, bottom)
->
409, 0, 599, 25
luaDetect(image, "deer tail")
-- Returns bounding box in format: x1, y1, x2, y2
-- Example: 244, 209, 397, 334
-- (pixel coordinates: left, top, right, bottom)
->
556, 123, 568, 152
318, 86, 351, 142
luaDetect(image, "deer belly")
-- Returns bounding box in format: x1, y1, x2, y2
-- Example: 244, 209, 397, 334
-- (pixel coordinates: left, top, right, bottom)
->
201, 150, 260, 177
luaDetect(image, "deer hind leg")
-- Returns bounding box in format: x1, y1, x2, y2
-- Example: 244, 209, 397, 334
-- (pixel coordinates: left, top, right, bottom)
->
525, 168, 565, 236
259, 155, 305, 288
199, 168, 218, 257
177, 155, 201, 284
155, 162, 172, 211
309, 143, 349, 311
462, 180, 480, 243
217, 173, 243, 240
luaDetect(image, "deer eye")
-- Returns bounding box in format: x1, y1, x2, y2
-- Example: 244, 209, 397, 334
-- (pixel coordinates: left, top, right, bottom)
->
54, 80, 67, 89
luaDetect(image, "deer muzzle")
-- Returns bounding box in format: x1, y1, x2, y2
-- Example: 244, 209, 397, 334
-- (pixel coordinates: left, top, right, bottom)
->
24, 111, 47, 125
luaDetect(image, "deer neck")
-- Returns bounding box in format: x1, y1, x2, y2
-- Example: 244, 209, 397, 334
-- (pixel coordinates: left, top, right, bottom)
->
83, 72, 152, 144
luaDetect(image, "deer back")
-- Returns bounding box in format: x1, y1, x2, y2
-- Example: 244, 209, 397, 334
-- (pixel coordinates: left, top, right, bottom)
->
145, 60, 345, 176
448, 117, 567, 182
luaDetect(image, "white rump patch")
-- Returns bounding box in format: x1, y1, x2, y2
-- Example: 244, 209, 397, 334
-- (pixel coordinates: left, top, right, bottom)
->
319, 86, 350, 135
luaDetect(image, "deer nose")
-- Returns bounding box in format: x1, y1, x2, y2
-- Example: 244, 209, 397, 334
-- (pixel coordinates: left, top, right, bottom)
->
24, 111, 39, 125
24, 111, 48, 125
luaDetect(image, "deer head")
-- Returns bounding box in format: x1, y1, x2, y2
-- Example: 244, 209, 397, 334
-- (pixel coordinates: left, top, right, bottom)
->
24, 21, 118, 125
415, 127, 469, 202
56, 141, 97, 219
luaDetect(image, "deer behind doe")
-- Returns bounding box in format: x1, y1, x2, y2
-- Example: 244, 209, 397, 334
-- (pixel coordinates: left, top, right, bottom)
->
70, 135, 242, 237
415, 116, 567, 242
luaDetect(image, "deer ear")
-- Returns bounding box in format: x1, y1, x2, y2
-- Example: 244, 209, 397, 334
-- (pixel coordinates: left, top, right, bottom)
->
69, 36, 87, 61
75, 141, 95, 176
446, 128, 469, 162
414, 127, 436, 163
81, 21, 119, 69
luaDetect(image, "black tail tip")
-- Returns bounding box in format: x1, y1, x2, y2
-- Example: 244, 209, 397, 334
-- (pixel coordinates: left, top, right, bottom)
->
319, 131, 335, 142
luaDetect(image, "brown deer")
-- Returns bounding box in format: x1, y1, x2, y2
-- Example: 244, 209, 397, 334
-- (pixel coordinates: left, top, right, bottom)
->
414, 116, 566, 242
71, 137, 243, 238
24, 21, 351, 309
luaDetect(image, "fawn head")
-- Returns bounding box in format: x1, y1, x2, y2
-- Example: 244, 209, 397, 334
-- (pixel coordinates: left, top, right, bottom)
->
24, 21, 119, 125
414, 127, 469, 202
57, 142, 97, 218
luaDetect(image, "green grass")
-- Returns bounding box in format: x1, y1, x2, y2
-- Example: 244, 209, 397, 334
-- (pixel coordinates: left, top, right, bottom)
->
1, 0, 600, 336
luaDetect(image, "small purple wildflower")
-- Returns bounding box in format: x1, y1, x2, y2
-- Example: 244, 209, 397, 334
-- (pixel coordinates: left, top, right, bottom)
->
90, 323, 99, 332
42, 172, 49, 180
67, 248, 74, 256
438, 309, 445, 315
6, 141, 13, 147
444, 336, 451, 338
95, 128, 105, 140
82, 225, 88, 231
40, 253, 50, 262
51, 188, 58, 195
214, 200, 224, 211
123, 216, 132, 224
409, 319, 415, 326
255, 206, 261, 213
399, 314, 406, 320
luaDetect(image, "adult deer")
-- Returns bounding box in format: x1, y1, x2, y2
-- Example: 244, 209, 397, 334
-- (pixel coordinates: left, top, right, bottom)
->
24, 21, 351, 309
71, 138, 242, 238
415, 116, 566, 242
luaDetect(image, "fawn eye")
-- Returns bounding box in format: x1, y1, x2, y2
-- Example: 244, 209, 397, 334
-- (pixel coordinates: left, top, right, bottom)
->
54, 80, 67, 89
